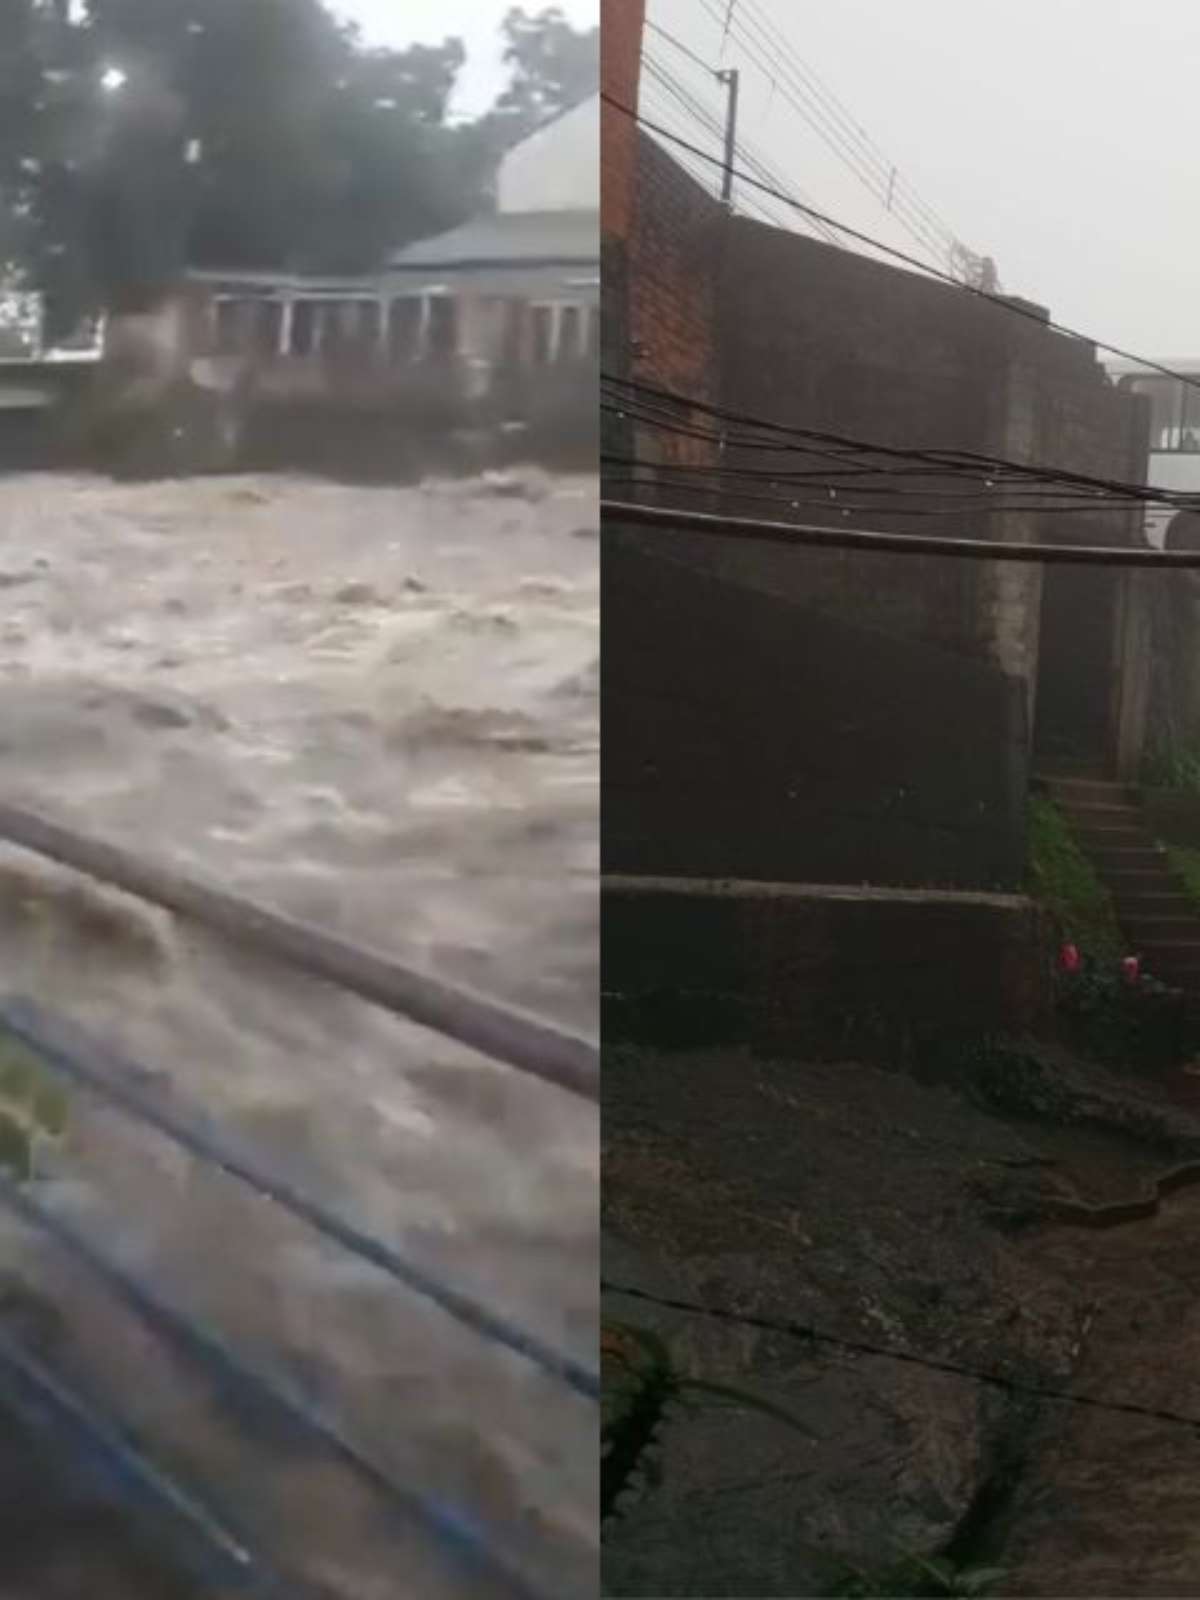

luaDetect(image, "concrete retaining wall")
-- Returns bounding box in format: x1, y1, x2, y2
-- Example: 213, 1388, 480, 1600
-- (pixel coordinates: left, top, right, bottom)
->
603, 875, 1049, 1059
604, 536, 1029, 890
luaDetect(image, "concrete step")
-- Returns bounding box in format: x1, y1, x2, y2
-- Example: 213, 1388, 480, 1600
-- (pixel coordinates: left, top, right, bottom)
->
1103, 869, 1184, 896
1092, 846, 1168, 874
1143, 963, 1200, 992
1076, 826, 1153, 850
1057, 796, 1143, 817
1068, 815, 1147, 838
1119, 893, 1198, 916
1035, 779, 1200, 979
1125, 917, 1200, 943
1044, 778, 1135, 806
1131, 943, 1200, 978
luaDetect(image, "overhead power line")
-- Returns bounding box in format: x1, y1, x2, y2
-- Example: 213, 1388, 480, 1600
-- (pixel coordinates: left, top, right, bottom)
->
721, 0, 972, 267
601, 419, 1166, 519
601, 467, 1160, 523
602, 375, 1198, 516
601, 91, 1200, 405
641, 54, 839, 243
640, 34, 841, 243
640, 56, 802, 236
600, 439, 1153, 509
603, 1280, 1200, 1437
601, 498, 1200, 567
601, 400, 1160, 509
693, 0, 953, 269
644, 17, 718, 77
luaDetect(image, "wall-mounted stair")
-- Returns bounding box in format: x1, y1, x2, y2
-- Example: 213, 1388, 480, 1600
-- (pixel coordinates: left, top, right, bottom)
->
1041, 777, 1200, 991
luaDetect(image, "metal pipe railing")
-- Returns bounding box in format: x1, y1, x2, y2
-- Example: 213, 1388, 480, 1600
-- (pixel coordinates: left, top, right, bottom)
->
0, 802, 599, 1103
0, 1325, 307, 1597
0, 997, 599, 1404
0, 1162, 554, 1600
0, 797, 596, 1592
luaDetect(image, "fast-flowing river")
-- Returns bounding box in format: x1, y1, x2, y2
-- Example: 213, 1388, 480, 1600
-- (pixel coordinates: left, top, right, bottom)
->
0, 467, 599, 1597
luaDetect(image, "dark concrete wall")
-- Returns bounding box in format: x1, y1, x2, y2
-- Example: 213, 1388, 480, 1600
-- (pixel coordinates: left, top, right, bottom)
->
1141, 787, 1200, 847
610, 133, 1146, 680
602, 875, 1049, 1059
706, 219, 1145, 697
1142, 541, 1200, 771
603, 120, 1153, 893
604, 536, 1028, 888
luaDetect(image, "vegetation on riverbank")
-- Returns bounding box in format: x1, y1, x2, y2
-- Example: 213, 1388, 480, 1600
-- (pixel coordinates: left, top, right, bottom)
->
0, 1031, 67, 1180
602, 1321, 817, 1528
1027, 795, 1121, 961
1163, 842, 1200, 907
1141, 741, 1200, 794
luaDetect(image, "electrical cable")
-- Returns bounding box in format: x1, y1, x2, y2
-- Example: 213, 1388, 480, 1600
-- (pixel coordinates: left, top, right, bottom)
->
602, 374, 1200, 516
601, 91, 1200, 405
601, 470, 1157, 522
641, 48, 840, 243
603, 1280, 1200, 1436
601, 448, 1151, 508
695, 0, 954, 268
723, 0, 971, 265
643, 18, 721, 78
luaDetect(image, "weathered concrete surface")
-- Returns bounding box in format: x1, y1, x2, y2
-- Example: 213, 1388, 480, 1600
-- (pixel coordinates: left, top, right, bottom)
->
1141, 785, 1200, 849
603, 537, 1030, 893
997, 1159, 1200, 1597
602, 1044, 1200, 1596
603, 876, 1049, 1059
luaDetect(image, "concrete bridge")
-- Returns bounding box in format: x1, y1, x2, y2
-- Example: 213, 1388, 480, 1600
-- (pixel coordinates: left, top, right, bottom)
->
0, 353, 102, 466
0, 351, 101, 412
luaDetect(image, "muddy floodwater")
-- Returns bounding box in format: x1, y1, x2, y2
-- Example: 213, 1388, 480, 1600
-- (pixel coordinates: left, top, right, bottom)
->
0, 469, 598, 1597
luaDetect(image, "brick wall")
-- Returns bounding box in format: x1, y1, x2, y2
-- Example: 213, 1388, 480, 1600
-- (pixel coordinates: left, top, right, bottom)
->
600, 0, 644, 242
627, 134, 722, 466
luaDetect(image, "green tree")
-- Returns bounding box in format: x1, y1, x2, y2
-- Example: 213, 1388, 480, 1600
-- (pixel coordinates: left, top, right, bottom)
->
490, 5, 599, 147
0, 0, 599, 327
0, 1, 479, 308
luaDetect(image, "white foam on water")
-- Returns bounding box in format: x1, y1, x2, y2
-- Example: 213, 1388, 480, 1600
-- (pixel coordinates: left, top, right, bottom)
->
0, 467, 599, 1596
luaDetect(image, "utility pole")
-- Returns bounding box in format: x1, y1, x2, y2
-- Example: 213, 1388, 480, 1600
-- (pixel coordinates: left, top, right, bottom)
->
716, 67, 740, 206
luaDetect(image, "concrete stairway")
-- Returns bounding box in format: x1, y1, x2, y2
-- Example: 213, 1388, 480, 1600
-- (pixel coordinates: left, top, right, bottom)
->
1042, 777, 1200, 991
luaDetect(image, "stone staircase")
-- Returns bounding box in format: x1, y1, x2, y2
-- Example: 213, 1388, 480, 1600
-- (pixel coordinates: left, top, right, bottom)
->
1041, 776, 1200, 992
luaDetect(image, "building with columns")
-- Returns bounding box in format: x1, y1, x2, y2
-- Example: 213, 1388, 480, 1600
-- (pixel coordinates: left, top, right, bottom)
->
181, 96, 599, 405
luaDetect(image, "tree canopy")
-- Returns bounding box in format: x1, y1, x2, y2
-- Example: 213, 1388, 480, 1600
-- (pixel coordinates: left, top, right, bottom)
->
0, 1, 599, 330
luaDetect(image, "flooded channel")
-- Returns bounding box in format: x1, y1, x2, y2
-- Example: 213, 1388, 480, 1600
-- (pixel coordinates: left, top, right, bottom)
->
0, 467, 599, 1596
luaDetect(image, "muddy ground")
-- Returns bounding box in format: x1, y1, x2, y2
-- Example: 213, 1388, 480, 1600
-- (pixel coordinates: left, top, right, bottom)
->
603, 1042, 1200, 1597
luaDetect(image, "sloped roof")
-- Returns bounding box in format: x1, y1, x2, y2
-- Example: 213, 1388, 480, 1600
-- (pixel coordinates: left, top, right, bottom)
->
497, 94, 599, 214
387, 208, 598, 272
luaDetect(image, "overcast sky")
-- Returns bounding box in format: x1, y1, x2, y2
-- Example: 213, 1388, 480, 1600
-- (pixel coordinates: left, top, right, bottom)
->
643, 0, 1200, 359
335, 0, 598, 117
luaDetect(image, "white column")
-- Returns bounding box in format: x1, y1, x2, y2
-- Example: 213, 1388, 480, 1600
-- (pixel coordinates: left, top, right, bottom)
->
279, 297, 294, 357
